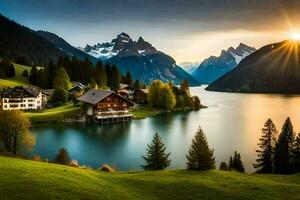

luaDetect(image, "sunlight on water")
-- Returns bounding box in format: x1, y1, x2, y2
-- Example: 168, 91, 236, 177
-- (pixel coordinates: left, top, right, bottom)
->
28, 86, 300, 172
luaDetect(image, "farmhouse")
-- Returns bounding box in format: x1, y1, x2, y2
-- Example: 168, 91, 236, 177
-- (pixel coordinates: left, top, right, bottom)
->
1, 86, 47, 110
133, 89, 149, 104
77, 89, 134, 124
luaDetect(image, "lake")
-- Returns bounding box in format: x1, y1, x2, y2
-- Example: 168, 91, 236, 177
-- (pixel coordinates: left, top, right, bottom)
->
27, 86, 300, 172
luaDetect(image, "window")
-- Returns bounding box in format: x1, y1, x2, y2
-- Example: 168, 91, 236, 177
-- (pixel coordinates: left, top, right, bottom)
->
23, 100, 26, 102
28, 99, 34, 102
123, 103, 127, 107
4, 105, 7, 108
28, 104, 34, 107
10, 104, 19, 108
20, 104, 26, 107
107, 97, 111, 101
107, 104, 110, 107
4, 99, 7, 103
113, 104, 117, 107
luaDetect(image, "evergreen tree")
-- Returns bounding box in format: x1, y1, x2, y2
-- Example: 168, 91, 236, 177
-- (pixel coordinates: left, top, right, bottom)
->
228, 151, 245, 173
54, 148, 70, 165
48, 60, 57, 88
124, 71, 133, 87
228, 156, 233, 170
6, 63, 15, 77
105, 63, 112, 87
110, 64, 120, 90
274, 117, 295, 174
141, 132, 171, 170
89, 77, 98, 89
254, 119, 277, 173
22, 69, 28, 78
29, 66, 38, 85
133, 80, 140, 90
186, 127, 215, 170
291, 133, 300, 172
219, 161, 228, 171
94, 61, 107, 88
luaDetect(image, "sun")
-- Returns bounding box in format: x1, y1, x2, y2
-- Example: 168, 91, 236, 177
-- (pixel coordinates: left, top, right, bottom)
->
290, 32, 300, 41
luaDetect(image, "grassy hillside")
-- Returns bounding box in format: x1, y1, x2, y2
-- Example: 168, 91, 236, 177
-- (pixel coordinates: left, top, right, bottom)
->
0, 63, 32, 87
0, 156, 299, 200
25, 103, 82, 123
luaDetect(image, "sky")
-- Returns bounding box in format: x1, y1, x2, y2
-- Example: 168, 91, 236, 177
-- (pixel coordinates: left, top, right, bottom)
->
1, 0, 300, 65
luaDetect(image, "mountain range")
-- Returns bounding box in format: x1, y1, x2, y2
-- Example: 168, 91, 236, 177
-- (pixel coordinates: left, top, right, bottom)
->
206, 40, 300, 94
36, 31, 97, 63
192, 43, 256, 83
79, 33, 198, 85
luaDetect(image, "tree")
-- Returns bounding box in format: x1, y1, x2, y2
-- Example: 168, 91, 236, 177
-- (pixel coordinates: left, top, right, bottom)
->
124, 71, 133, 87
133, 80, 140, 90
0, 111, 35, 155
219, 161, 228, 171
148, 80, 176, 109
141, 132, 171, 170
53, 67, 71, 90
161, 84, 176, 109
291, 133, 300, 172
253, 119, 277, 173
52, 87, 68, 104
105, 63, 112, 87
186, 127, 215, 170
29, 66, 38, 85
110, 64, 121, 90
274, 117, 295, 174
54, 148, 70, 165
94, 61, 107, 88
89, 77, 98, 89
22, 69, 29, 78
230, 151, 245, 173
180, 80, 190, 96
6, 63, 15, 77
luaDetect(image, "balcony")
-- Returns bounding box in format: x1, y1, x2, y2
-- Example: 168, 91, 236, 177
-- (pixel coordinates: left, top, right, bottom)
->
94, 109, 132, 119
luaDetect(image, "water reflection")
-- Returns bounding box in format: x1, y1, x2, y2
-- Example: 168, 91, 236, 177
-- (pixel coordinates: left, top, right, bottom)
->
28, 86, 300, 172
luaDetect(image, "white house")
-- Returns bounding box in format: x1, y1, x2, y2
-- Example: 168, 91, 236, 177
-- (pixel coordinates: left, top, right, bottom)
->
1, 86, 47, 110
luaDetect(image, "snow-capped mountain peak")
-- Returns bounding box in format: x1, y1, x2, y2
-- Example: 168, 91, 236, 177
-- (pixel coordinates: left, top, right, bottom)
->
78, 33, 157, 60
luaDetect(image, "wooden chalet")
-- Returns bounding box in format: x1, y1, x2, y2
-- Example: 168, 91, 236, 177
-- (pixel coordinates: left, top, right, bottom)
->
133, 89, 149, 104
77, 89, 134, 124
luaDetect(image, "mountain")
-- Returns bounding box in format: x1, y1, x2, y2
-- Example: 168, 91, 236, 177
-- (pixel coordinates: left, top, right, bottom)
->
36, 31, 98, 63
0, 14, 65, 65
192, 43, 256, 83
180, 62, 200, 74
206, 40, 300, 94
79, 33, 199, 85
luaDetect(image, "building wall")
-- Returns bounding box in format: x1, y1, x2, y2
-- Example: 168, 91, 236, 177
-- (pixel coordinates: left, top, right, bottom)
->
95, 94, 130, 111
1, 92, 44, 110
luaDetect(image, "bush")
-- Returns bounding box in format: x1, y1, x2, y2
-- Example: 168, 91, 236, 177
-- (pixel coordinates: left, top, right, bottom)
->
100, 164, 115, 172
31, 155, 43, 162
54, 148, 70, 165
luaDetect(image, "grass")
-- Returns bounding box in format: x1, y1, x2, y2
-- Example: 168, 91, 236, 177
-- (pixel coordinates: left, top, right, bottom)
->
131, 106, 166, 119
0, 156, 299, 200
25, 103, 82, 124
0, 63, 33, 88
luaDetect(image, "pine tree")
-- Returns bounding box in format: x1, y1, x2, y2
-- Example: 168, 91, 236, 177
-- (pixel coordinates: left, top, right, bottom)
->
110, 64, 120, 90
219, 161, 228, 171
124, 71, 133, 87
94, 61, 107, 88
133, 80, 140, 90
186, 127, 215, 170
141, 132, 171, 170
6, 63, 15, 77
22, 69, 29, 78
54, 148, 70, 165
105, 63, 112, 88
228, 151, 245, 173
291, 133, 300, 172
254, 119, 277, 173
274, 117, 295, 174
53, 67, 71, 90
29, 66, 38, 85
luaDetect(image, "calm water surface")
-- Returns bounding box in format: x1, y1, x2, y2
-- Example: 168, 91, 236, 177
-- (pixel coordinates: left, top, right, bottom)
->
28, 86, 300, 172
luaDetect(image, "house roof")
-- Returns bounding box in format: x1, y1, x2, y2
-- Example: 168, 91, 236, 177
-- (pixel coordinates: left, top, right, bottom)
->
135, 88, 149, 94
72, 81, 85, 89
119, 84, 129, 90
77, 89, 133, 105
2, 86, 41, 98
